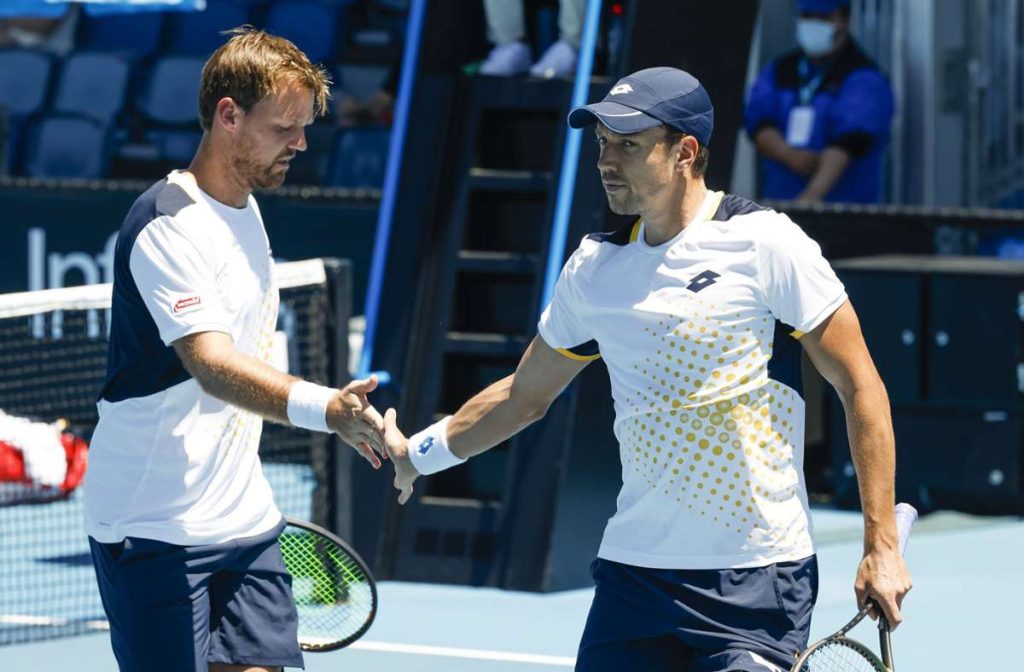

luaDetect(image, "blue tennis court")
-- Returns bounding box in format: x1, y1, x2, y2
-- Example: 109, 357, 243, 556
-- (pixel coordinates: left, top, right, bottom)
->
5, 507, 1020, 671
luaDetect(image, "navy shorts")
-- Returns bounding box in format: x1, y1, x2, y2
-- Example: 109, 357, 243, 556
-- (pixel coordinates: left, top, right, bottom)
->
576, 556, 818, 672
89, 519, 304, 672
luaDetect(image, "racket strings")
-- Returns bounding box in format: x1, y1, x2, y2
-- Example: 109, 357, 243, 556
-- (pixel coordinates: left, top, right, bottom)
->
799, 640, 887, 672
279, 527, 375, 647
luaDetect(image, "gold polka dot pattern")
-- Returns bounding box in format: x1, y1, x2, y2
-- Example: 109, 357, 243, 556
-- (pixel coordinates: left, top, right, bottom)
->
619, 293, 804, 546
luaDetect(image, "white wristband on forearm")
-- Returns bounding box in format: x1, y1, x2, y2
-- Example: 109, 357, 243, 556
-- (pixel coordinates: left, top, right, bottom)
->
287, 380, 334, 433
407, 416, 466, 475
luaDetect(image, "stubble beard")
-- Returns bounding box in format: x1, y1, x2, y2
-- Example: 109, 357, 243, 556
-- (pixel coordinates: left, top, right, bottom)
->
231, 131, 287, 191
606, 189, 639, 216
233, 151, 286, 190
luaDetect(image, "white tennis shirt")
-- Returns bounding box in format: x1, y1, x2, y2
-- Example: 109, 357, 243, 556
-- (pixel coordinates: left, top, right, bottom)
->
538, 190, 847, 569
84, 170, 282, 545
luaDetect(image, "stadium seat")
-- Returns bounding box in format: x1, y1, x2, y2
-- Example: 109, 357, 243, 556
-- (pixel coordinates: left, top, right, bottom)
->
53, 52, 131, 126
264, 1, 342, 64
166, 2, 252, 56
335, 64, 392, 103
80, 11, 165, 59
112, 56, 204, 177
152, 129, 203, 164
286, 122, 338, 185
24, 114, 110, 179
0, 49, 54, 119
113, 127, 203, 173
0, 49, 55, 174
327, 127, 390, 188
137, 55, 206, 125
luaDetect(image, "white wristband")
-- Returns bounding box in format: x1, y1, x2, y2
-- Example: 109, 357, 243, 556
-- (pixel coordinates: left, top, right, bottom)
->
287, 381, 334, 433
407, 416, 466, 475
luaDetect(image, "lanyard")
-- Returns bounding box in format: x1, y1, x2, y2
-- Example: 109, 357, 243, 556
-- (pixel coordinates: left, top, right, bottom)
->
797, 57, 827, 106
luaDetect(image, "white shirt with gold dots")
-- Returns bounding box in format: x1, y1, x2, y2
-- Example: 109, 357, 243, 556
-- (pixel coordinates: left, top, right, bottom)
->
538, 190, 847, 569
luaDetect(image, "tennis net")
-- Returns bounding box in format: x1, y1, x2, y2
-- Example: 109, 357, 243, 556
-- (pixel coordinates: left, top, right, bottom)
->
0, 258, 351, 645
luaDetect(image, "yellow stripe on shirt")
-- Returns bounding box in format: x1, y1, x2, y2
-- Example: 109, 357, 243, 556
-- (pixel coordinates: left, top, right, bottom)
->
556, 348, 602, 362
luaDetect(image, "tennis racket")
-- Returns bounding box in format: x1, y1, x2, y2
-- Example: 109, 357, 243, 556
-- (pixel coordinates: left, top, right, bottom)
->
790, 502, 918, 672
279, 517, 377, 652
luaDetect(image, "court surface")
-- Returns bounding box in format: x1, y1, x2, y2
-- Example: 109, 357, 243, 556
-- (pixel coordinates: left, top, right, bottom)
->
5, 507, 1021, 671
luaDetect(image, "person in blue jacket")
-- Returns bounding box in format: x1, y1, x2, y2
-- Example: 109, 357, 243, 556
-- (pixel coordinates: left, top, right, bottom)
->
745, 0, 894, 203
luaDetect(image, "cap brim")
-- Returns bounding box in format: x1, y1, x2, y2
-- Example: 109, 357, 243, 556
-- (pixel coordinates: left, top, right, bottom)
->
567, 100, 662, 134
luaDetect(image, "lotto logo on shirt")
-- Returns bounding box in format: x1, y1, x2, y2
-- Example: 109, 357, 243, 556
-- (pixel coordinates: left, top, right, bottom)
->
686, 270, 720, 293
171, 294, 202, 315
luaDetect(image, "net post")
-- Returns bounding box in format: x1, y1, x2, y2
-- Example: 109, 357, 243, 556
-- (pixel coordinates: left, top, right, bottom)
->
322, 258, 354, 541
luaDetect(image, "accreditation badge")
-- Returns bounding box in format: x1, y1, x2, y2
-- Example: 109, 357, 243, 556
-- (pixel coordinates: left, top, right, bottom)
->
785, 105, 816, 147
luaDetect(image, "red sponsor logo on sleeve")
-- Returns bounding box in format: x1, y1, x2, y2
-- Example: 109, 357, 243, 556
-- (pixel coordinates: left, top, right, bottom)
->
172, 295, 202, 314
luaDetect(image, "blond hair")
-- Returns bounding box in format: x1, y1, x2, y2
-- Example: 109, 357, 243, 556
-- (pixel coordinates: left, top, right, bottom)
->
198, 26, 331, 132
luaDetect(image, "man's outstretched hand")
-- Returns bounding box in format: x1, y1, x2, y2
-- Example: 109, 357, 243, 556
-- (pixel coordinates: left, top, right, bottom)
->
383, 408, 418, 504
327, 375, 385, 468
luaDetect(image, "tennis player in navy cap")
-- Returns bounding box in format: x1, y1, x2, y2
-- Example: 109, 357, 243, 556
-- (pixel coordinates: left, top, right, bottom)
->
382, 67, 911, 671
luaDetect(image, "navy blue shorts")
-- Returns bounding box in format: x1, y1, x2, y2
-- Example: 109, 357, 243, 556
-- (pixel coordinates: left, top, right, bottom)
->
89, 519, 304, 672
576, 556, 818, 672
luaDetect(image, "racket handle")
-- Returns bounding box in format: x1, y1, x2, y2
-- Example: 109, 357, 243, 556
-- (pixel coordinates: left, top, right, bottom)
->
894, 502, 918, 557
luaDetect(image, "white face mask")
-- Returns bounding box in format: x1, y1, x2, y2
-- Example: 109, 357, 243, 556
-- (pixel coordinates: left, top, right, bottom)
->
796, 18, 836, 57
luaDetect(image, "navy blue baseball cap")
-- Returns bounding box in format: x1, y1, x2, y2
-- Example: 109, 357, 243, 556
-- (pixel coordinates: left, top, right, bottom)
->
798, 0, 850, 12
567, 67, 714, 146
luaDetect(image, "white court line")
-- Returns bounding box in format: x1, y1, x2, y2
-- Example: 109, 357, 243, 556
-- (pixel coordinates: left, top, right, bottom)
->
0, 616, 576, 667
349, 640, 576, 667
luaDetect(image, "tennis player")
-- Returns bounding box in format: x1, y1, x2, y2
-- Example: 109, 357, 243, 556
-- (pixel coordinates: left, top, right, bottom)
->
382, 67, 912, 671
84, 29, 384, 672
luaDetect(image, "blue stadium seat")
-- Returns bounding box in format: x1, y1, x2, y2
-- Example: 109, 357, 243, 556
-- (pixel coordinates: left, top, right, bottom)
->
81, 12, 165, 59
114, 128, 203, 169
53, 52, 131, 125
150, 129, 204, 164
0, 49, 54, 119
0, 49, 55, 174
327, 127, 390, 188
24, 114, 110, 179
167, 2, 252, 56
137, 56, 206, 125
335, 64, 391, 103
264, 1, 341, 64
115, 56, 205, 173
287, 122, 338, 185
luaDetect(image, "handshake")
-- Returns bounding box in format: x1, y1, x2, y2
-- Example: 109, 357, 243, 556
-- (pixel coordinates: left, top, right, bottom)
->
326, 374, 417, 505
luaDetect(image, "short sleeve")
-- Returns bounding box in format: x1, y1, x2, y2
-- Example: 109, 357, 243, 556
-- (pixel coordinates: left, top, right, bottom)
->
537, 246, 600, 361
827, 69, 894, 149
128, 216, 231, 346
757, 216, 847, 335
